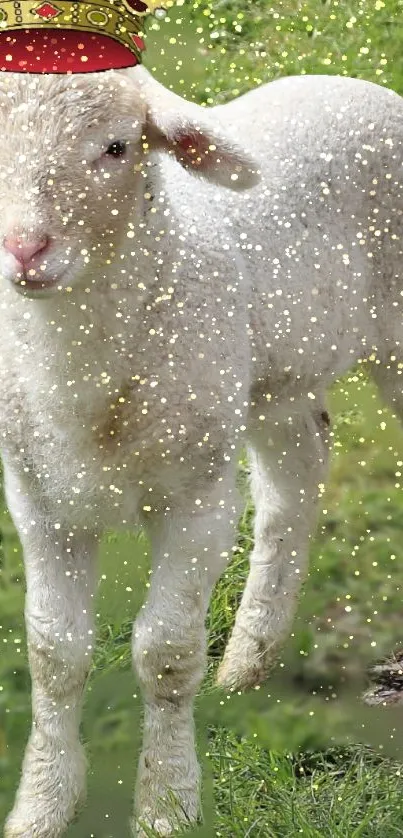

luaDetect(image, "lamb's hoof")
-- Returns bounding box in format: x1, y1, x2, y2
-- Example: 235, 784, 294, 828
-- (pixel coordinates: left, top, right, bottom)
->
135, 815, 174, 837
5, 816, 67, 838
4, 783, 86, 838
134, 812, 198, 837
217, 634, 279, 691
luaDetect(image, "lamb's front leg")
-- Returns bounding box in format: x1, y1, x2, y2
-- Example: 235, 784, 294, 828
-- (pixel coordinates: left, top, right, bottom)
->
3, 465, 98, 838
133, 471, 240, 837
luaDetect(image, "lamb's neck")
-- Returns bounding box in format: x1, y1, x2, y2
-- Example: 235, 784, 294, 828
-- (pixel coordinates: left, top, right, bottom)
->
2, 242, 178, 403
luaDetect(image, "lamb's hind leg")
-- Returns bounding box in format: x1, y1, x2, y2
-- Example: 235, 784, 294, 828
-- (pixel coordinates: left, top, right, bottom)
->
217, 398, 330, 692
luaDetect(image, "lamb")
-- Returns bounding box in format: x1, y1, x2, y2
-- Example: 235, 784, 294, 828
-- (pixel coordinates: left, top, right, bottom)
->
1, 64, 403, 837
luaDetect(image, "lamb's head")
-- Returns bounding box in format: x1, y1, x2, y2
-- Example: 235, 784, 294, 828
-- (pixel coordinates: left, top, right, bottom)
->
0, 66, 259, 299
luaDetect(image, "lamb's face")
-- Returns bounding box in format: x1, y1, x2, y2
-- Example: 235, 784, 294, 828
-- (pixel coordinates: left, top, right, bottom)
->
0, 70, 147, 298
0, 66, 259, 300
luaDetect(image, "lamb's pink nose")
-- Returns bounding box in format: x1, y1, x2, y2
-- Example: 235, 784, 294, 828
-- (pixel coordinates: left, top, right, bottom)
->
3, 235, 49, 265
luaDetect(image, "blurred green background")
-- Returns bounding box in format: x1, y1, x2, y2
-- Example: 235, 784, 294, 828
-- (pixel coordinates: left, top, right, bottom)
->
3, 1, 403, 836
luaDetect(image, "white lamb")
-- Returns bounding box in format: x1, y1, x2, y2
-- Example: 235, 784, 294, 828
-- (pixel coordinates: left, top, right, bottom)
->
1, 65, 402, 836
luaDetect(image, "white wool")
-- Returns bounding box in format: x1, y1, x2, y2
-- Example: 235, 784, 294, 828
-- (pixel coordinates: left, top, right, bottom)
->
2, 68, 402, 836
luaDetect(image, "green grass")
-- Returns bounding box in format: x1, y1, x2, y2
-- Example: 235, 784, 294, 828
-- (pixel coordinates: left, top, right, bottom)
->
211, 738, 403, 837
187, 0, 403, 103
3, 2, 403, 836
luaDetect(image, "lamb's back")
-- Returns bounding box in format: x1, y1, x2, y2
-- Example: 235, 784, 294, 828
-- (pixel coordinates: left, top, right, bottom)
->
157, 76, 403, 393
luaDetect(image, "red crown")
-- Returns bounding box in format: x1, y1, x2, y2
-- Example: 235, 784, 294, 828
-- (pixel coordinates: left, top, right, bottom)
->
0, 0, 162, 73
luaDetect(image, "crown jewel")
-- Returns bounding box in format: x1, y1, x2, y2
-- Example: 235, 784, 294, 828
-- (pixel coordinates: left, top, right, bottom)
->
0, 0, 164, 73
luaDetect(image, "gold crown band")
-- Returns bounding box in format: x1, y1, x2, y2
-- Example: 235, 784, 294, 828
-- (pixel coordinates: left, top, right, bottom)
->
0, 1, 150, 62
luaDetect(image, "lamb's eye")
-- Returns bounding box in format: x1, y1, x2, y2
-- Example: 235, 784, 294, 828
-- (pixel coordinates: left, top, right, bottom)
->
105, 140, 127, 158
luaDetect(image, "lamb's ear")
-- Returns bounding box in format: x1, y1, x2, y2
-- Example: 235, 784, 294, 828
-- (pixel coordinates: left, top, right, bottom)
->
132, 67, 260, 191
146, 112, 261, 191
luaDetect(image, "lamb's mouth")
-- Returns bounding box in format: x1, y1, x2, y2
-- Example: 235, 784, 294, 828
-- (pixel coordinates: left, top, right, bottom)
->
12, 267, 69, 297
